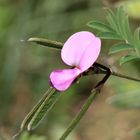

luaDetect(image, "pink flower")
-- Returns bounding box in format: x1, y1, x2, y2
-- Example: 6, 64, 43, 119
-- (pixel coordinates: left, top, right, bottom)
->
49, 31, 101, 91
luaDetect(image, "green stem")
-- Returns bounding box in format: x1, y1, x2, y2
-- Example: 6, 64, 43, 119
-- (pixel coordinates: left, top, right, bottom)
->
59, 89, 99, 140
111, 71, 140, 82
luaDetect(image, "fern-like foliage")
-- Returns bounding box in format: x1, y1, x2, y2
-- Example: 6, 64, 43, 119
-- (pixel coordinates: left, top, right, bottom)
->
87, 6, 140, 65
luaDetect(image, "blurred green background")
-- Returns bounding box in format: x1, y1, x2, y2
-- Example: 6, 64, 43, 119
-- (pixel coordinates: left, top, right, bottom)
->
0, 0, 140, 140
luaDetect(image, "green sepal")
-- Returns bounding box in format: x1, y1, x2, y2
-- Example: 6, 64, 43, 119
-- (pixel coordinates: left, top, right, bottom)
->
28, 37, 63, 49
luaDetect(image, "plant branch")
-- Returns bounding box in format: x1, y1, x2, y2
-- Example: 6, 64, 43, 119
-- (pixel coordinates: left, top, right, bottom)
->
59, 88, 100, 140
111, 71, 140, 82
27, 37, 140, 83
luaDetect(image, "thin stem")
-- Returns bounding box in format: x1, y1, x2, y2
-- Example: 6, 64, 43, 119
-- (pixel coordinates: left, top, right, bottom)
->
87, 62, 140, 83
59, 89, 99, 140
93, 62, 111, 87
111, 71, 140, 82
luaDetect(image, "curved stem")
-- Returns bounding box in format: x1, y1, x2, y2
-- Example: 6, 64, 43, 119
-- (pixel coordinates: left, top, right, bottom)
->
59, 89, 99, 140
87, 62, 140, 83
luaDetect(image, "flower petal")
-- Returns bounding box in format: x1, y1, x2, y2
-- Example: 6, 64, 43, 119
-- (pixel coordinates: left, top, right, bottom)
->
78, 37, 101, 72
61, 31, 101, 72
49, 68, 81, 91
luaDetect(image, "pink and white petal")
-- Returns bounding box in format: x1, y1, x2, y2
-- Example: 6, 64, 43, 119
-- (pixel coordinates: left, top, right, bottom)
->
61, 31, 97, 67
79, 37, 101, 72
49, 68, 81, 91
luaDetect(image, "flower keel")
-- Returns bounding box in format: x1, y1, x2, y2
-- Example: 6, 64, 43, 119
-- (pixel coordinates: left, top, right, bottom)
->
50, 68, 81, 91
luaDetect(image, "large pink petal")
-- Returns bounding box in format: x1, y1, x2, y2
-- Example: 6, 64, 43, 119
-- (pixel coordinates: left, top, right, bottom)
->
78, 37, 101, 72
49, 68, 81, 91
61, 31, 101, 72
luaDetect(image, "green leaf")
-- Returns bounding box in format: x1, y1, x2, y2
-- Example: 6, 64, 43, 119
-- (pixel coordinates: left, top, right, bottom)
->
27, 88, 60, 131
116, 6, 126, 37
115, 6, 133, 43
106, 8, 118, 31
21, 87, 60, 131
120, 55, 140, 65
106, 7, 133, 44
28, 37, 63, 49
97, 32, 122, 40
108, 91, 140, 109
21, 88, 54, 130
134, 27, 140, 47
123, 15, 133, 44
87, 20, 114, 32
134, 27, 140, 53
116, 6, 132, 41
109, 43, 133, 54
